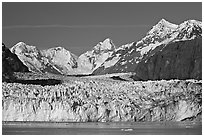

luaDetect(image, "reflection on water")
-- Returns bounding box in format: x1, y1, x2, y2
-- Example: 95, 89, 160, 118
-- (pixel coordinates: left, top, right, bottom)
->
2, 121, 202, 135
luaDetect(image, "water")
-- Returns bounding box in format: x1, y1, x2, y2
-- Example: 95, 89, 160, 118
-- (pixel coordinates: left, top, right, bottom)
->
2, 121, 202, 135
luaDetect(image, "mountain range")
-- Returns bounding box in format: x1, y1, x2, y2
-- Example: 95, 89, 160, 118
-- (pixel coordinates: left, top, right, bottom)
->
4, 19, 202, 80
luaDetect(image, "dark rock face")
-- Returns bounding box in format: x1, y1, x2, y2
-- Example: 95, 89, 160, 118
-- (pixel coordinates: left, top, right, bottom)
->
133, 38, 202, 81
2, 43, 29, 81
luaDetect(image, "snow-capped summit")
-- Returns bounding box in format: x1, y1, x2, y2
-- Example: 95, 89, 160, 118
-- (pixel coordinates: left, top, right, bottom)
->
179, 20, 202, 28
92, 38, 115, 54
77, 38, 116, 74
147, 19, 178, 37
10, 42, 45, 72
158, 18, 178, 29
10, 42, 39, 55
133, 19, 178, 57
41, 46, 78, 72
135, 19, 202, 57
133, 20, 202, 81
173, 19, 202, 41
42, 46, 71, 57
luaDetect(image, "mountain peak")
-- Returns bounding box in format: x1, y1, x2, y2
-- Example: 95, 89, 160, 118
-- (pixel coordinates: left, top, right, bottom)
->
42, 46, 73, 59
158, 18, 169, 24
158, 18, 178, 28
47, 46, 66, 51
16, 41, 27, 46
172, 19, 202, 41
147, 19, 178, 35
10, 42, 38, 54
103, 37, 112, 42
11, 41, 27, 49
92, 38, 115, 53
179, 19, 202, 28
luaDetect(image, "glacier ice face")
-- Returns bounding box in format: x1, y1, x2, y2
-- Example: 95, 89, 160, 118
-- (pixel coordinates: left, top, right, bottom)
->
2, 80, 202, 122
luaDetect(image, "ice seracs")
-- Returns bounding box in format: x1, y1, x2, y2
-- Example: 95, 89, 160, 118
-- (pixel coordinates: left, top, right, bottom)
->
2, 78, 202, 122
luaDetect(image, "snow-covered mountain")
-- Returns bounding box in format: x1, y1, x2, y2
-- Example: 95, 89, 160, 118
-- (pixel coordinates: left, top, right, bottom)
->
9, 19, 202, 79
41, 47, 78, 74
10, 42, 45, 73
10, 42, 78, 75
93, 19, 202, 75
133, 38, 202, 80
76, 38, 116, 74
10, 38, 116, 75
173, 20, 202, 42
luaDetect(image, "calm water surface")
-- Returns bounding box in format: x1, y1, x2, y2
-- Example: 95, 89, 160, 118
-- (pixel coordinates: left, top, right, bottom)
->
2, 121, 202, 135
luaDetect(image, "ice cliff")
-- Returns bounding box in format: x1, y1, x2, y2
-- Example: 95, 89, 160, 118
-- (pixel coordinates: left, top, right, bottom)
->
2, 80, 201, 122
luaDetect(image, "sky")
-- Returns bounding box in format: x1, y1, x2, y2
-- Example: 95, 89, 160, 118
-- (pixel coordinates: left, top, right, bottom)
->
2, 2, 202, 55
